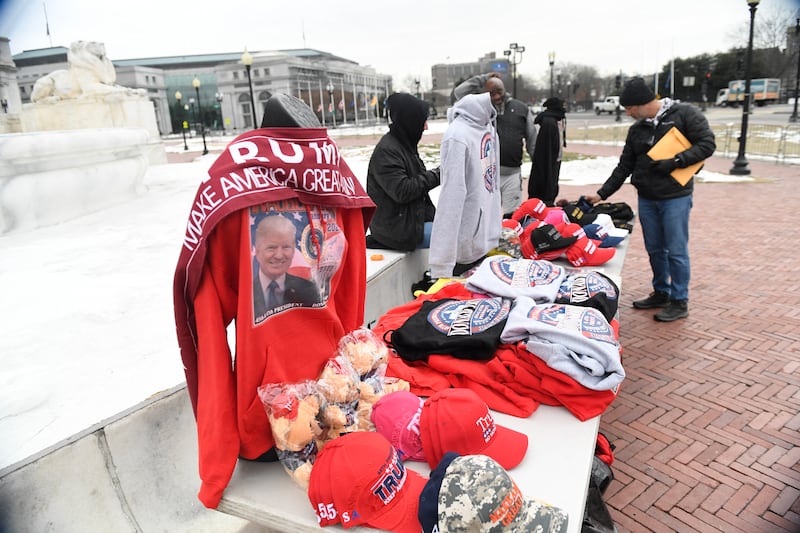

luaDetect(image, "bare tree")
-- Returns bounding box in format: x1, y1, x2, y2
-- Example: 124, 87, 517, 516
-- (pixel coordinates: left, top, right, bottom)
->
727, 2, 797, 50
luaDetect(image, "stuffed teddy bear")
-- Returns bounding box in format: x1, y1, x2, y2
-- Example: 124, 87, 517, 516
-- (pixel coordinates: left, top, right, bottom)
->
338, 327, 389, 378
336, 328, 415, 431
316, 355, 360, 440
257, 381, 323, 488
356, 376, 411, 431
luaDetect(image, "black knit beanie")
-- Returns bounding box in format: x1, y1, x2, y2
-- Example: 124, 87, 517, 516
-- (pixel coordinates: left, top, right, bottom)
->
619, 77, 655, 107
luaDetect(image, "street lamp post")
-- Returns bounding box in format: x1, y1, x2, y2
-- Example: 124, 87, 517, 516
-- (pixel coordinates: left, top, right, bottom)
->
241, 49, 257, 129
326, 81, 336, 128
215, 92, 224, 133
188, 97, 196, 135
730, 0, 760, 176
193, 76, 209, 156
548, 51, 556, 98
175, 90, 188, 150
790, 17, 800, 123
502, 43, 525, 97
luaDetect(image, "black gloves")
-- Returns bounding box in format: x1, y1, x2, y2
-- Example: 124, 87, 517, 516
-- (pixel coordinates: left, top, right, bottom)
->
651, 156, 680, 174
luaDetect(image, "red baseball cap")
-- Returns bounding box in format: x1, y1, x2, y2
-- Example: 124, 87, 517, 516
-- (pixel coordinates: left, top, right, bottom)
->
308, 431, 427, 532
511, 197, 547, 222
566, 236, 616, 267
371, 390, 425, 461
560, 222, 587, 240
419, 388, 528, 470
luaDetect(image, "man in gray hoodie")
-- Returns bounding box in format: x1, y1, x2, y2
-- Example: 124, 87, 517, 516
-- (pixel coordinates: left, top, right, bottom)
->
429, 93, 502, 279
453, 73, 537, 217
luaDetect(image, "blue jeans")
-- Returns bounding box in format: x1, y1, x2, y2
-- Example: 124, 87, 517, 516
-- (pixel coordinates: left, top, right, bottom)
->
419, 221, 433, 248
637, 195, 692, 301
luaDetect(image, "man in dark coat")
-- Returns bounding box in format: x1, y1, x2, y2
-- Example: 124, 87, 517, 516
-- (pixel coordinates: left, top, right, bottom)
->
528, 97, 567, 205
586, 77, 716, 322
366, 93, 440, 251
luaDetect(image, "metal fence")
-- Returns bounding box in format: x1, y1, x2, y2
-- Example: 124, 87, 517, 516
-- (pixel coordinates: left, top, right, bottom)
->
570, 121, 800, 165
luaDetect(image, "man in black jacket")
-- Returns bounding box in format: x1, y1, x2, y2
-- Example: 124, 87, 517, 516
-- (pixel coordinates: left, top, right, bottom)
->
366, 93, 440, 251
586, 77, 716, 322
453, 73, 537, 217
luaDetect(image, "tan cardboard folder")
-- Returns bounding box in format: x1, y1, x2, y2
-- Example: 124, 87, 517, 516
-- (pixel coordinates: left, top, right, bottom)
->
647, 127, 704, 186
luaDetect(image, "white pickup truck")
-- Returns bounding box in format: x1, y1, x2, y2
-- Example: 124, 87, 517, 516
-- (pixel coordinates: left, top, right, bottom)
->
594, 96, 621, 115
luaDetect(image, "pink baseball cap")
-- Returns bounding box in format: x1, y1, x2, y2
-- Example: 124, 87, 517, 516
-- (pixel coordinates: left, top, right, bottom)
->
371, 391, 425, 461
419, 388, 528, 470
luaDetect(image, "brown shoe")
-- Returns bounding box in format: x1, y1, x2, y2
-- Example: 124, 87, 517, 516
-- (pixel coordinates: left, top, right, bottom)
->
632, 291, 669, 309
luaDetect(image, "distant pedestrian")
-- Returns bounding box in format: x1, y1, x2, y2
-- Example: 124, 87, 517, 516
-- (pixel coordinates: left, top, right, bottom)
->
366, 93, 440, 251
429, 93, 501, 279
453, 73, 536, 217
528, 97, 567, 205
585, 77, 716, 322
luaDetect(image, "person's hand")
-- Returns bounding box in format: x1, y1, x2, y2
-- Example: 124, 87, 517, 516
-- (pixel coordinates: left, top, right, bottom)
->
650, 157, 679, 174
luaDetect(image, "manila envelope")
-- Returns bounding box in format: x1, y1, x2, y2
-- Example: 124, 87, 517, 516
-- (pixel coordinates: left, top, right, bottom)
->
647, 127, 704, 186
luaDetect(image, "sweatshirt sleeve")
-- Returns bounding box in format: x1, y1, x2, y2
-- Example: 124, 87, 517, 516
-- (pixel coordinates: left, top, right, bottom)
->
192, 214, 243, 509
429, 139, 468, 278
525, 108, 538, 159
194, 260, 241, 509
452, 74, 489, 101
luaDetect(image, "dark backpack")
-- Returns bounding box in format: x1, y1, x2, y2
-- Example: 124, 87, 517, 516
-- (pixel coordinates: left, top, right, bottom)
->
592, 201, 635, 231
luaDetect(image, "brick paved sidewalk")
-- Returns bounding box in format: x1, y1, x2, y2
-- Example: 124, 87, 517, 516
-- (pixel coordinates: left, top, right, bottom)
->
562, 143, 800, 532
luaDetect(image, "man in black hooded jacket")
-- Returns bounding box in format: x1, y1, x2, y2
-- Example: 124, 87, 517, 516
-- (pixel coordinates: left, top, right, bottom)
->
366, 93, 440, 251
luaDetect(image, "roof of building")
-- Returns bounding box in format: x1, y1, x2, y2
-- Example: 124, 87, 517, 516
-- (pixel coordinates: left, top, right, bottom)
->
12, 46, 69, 66
110, 48, 357, 69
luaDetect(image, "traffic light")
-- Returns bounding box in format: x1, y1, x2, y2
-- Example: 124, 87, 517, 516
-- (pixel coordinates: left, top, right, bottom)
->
614, 75, 621, 89
705, 71, 711, 80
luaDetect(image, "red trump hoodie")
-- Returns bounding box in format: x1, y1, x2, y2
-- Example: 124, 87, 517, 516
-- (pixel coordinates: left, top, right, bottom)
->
173, 127, 374, 508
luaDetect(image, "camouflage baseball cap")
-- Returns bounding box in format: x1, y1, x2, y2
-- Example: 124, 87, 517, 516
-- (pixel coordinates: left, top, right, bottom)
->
437, 455, 569, 532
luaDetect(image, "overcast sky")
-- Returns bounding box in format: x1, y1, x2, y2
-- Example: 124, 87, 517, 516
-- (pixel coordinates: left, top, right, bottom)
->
2, 0, 799, 89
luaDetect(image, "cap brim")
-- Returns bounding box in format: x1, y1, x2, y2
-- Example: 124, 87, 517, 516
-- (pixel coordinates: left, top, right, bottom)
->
536, 249, 566, 261
534, 233, 578, 254
481, 424, 529, 470
366, 469, 428, 533
512, 497, 570, 532
551, 234, 578, 250
583, 245, 616, 266
599, 235, 625, 248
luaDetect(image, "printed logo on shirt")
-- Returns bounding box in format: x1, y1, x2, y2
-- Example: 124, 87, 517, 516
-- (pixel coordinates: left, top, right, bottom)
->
249, 199, 343, 325
527, 304, 617, 345
489, 257, 562, 288
427, 298, 510, 336
480, 132, 497, 193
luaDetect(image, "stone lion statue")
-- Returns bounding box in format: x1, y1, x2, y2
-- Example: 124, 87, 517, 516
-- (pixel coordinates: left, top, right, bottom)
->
31, 41, 146, 103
